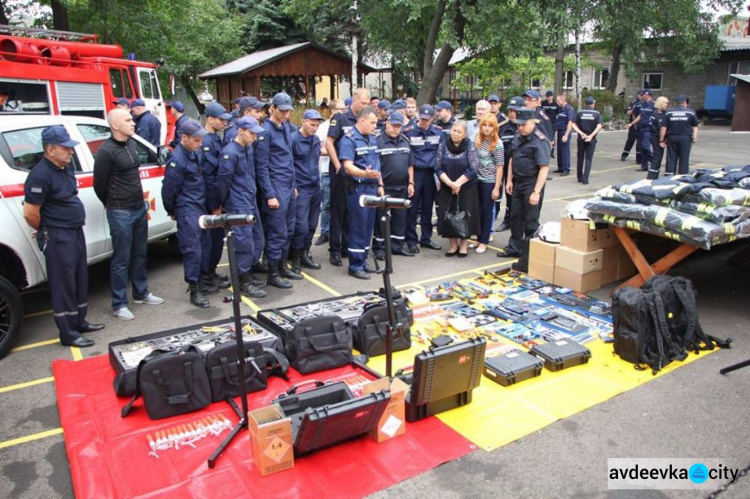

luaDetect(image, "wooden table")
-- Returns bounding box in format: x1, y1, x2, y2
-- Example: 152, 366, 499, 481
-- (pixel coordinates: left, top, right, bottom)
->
611, 226, 701, 290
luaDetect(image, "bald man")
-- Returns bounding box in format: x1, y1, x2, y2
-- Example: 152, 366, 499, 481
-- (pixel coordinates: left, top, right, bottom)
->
94, 108, 164, 321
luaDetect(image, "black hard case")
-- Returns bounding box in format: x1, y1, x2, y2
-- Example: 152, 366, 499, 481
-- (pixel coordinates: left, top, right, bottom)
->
530, 339, 592, 371
483, 350, 544, 386
272, 381, 390, 455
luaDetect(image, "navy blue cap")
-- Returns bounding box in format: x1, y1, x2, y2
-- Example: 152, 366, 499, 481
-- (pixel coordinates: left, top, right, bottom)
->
377, 99, 391, 110
113, 97, 130, 106
180, 119, 209, 137
642, 89, 652, 96
585, 96, 596, 105
344, 97, 352, 106
507, 96, 525, 110
238, 96, 256, 111
42, 125, 79, 148
418, 104, 435, 119
205, 102, 232, 120
271, 92, 294, 111
391, 99, 406, 111
487, 94, 500, 103
514, 108, 536, 124
435, 100, 453, 111
675, 95, 687, 103
545, 91, 554, 97
169, 101, 185, 112
130, 99, 146, 108
522, 89, 541, 100
236, 116, 264, 133
388, 112, 405, 125
302, 109, 324, 120
233, 97, 243, 104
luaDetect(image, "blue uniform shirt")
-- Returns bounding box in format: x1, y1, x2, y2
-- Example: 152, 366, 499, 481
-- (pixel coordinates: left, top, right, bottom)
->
511, 128, 552, 178
534, 107, 554, 140
665, 106, 700, 136
24, 157, 85, 228
328, 109, 357, 151
434, 116, 455, 136
170, 114, 188, 148
575, 108, 603, 135
556, 103, 576, 131
223, 124, 238, 147
338, 127, 380, 183
200, 132, 224, 212
217, 140, 257, 213
161, 143, 205, 216
635, 101, 655, 132
255, 120, 296, 199
134, 110, 161, 147
405, 123, 443, 171
291, 130, 321, 190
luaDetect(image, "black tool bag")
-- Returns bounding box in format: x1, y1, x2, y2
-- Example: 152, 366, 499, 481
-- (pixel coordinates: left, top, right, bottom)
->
121, 346, 211, 420
286, 315, 352, 374
641, 275, 732, 353
354, 301, 413, 357
205, 341, 267, 403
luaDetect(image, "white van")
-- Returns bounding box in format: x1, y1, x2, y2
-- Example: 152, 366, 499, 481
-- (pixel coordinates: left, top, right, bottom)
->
0, 115, 176, 357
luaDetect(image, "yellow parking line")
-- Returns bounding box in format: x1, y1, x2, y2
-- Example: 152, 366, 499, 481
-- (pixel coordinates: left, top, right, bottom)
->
240, 295, 260, 312
0, 377, 54, 394
302, 272, 342, 297
11, 338, 59, 352
398, 261, 514, 288
23, 309, 53, 318
70, 346, 83, 361
0, 428, 63, 450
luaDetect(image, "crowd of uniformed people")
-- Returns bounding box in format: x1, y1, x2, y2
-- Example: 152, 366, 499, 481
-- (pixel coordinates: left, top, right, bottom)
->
23, 85, 701, 347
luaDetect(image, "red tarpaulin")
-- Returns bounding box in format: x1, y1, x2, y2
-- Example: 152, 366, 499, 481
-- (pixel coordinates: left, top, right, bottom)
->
53, 356, 475, 499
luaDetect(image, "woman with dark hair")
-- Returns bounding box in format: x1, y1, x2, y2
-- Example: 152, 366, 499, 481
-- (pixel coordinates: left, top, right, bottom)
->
474, 113, 504, 253
436, 121, 481, 257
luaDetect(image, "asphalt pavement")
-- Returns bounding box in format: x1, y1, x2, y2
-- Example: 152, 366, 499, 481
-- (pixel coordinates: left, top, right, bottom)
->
1, 126, 749, 498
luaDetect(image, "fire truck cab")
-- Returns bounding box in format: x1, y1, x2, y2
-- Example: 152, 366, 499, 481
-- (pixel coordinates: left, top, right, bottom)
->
0, 24, 167, 145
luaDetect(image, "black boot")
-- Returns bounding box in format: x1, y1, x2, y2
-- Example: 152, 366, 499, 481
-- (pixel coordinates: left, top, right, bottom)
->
301, 249, 321, 270
267, 261, 293, 289
250, 273, 267, 288
252, 255, 269, 274
240, 272, 267, 298
206, 271, 230, 289
281, 252, 303, 280
511, 238, 530, 273
188, 283, 209, 308
199, 273, 219, 294
289, 249, 303, 275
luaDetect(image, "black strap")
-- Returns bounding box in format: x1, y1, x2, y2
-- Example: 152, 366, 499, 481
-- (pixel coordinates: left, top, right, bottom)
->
263, 347, 290, 380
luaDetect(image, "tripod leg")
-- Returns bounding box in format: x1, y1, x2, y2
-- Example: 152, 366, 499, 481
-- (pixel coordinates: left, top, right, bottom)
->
720, 358, 750, 375
207, 420, 245, 469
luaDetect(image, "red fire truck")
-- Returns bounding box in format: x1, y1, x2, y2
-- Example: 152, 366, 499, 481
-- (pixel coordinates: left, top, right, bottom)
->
0, 24, 167, 145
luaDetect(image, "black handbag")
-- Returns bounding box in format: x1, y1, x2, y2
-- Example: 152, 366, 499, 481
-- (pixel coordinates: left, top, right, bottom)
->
441, 194, 471, 239
286, 315, 352, 374
205, 341, 267, 403
354, 301, 413, 357
121, 345, 211, 420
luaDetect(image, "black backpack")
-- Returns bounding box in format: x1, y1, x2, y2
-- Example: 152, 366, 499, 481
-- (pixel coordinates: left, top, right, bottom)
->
121, 345, 211, 420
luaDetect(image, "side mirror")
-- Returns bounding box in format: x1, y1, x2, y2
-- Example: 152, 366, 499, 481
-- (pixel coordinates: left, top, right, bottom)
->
156, 146, 170, 165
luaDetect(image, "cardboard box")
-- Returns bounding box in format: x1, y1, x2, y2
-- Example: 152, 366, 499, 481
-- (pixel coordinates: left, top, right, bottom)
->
529, 239, 557, 265
363, 377, 409, 443
617, 249, 637, 280
248, 405, 294, 476
560, 218, 616, 251
555, 246, 603, 275
554, 267, 603, 293
528, 259, 555, 283
600, 246, 619, 285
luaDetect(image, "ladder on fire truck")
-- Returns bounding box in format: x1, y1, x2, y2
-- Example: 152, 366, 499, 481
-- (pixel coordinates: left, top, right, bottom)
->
0, 24, 98, 43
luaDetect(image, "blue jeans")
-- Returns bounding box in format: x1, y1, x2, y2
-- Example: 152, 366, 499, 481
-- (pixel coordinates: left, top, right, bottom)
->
106, 204, 149, 310
320, 172, 331, 236
478, 181, 497, 244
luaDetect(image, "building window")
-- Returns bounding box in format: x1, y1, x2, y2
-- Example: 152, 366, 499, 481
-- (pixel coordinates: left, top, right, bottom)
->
594, 68, 610, 89
642, 73, 663, 91
563, 71, 574, 89
728, 62, 739, 85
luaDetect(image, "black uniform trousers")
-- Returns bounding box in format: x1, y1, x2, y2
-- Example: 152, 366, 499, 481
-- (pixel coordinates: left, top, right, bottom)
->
623, 126, 641, 162
40, 227, 89, 344
328, 164, 348, 257
406, 168, 437, 246
576, 137, 597, 183
666, 135, 692, 175
507, 176, 544, 254
647, 135, 665, 180
373, 185, 408, 254
500, 148, 512, 224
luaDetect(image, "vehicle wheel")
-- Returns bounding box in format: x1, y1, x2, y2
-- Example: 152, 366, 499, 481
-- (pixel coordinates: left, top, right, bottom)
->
0, 276, 23, 359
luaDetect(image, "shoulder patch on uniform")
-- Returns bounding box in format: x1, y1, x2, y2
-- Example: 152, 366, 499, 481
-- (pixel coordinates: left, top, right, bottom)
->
203, 146, 210, 151
169, 162, 177, 167
30, 186, 43, 193
499, 119, 509, 126
258, 136, 264, 141
345, 130, 354, 137
534, 130, 547, 140
223, 154, 230, 159
330, 120, 337, 127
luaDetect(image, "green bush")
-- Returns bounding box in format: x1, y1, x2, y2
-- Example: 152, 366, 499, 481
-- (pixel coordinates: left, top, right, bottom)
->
582, 89, 628, 117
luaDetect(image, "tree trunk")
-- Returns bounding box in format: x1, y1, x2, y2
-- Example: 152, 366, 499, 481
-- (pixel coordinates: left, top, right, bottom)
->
417, 43, 455, 105
423, 0, 446, 77
607, 43, 622, 93
50, 0, 70, 31
0, 5, 10, 25
181, 76, 205, 115
554, 37, 565, 96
